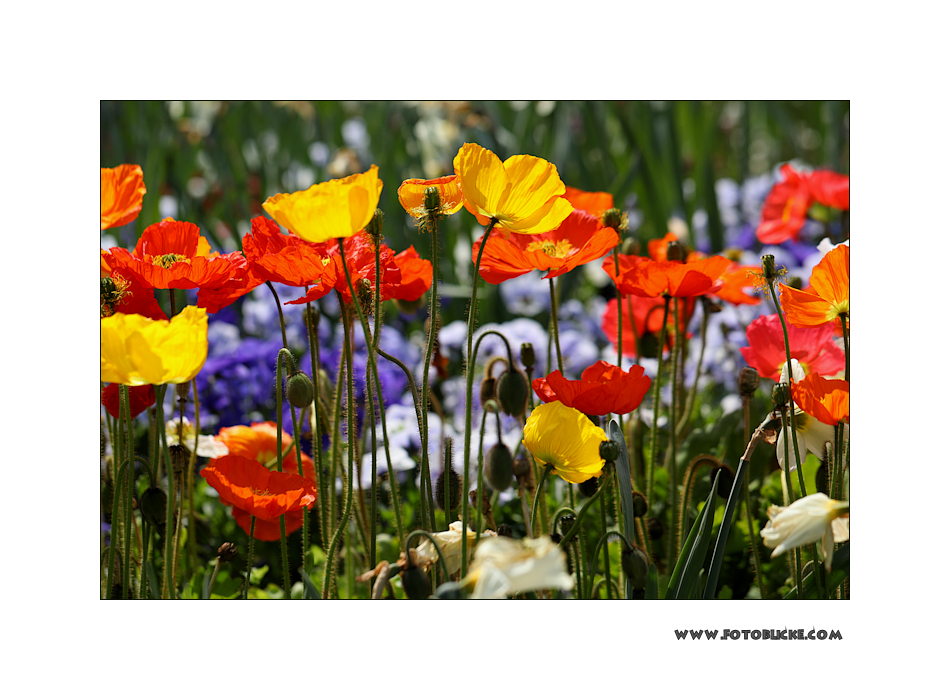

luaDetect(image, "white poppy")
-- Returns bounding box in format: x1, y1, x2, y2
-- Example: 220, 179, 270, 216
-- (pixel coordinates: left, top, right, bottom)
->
760, 493, 850, 572
468, 535, 574, 599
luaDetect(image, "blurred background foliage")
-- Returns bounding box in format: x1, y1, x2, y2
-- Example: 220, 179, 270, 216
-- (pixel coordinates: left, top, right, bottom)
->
101, 100, 848, 320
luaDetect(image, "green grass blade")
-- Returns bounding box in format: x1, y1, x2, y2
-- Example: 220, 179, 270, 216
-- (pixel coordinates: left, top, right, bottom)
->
703, 458, 749, 599
608, 420, 637, 599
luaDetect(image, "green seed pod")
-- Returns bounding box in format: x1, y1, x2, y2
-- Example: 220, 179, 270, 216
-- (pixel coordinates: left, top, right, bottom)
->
519, 342, 535, 370
631, 491, 648, 519
599, 440, 620, 463
621, 546, 650, 590
496, 368, 528, 416
424, 186, 442, 215
486, 443, 514, 492
140, 487, 167, 530
402, 564, 431, 600
286, 370, 314, 409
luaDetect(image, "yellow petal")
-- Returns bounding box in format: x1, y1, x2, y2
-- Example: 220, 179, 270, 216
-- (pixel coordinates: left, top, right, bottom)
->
497, 154, 566, 222
522, 401, 606, 483
453, 143, 509, 221
505, 196, 574, 235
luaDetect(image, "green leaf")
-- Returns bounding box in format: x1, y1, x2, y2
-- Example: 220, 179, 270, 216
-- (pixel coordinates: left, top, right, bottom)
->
298, 567, 321, 600
249, 565, 269, 586
673, 470, 721, 599
703, 457, 750, 599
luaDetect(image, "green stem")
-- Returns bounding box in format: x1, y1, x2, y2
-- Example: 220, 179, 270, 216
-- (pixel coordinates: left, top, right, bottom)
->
530, 465, 554, 537
612, 247, 624, 435
156, 385, 177, 599
473, 409, 491, 552
245, 517, 256, 599
646, 296, 671, 506
587, 531, 636, 599
419, 205, 442, 538
304, 299, 329, 548
666, 298, 681, 568
556, 468, 610, 545
275, 347, 294, 596
121, 385, 135, 598
676, 298, 711, 439
549, 277, 564, 373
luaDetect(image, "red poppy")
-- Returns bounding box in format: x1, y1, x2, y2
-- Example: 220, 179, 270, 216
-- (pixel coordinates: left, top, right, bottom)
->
756, 164, 813, 244
601, 295, 695, 358
603, 254, 730, 298
715, 262, 761, 306
564, 186, 614, 219
533, 361, 651, 416
740, 314, 845, 383
101, 164, 146, 230
391, 246, 433, 301
100, 383, 156, 419
286, 232, 404, 306
243, 216, 329, 287
196, 252, 263, 314
474, 209, 619, 284
106, 218, 236, 290
100, 249, 168, 320
806, 170, 849, 210
780, 244, 849, 332
201, 455, 316, 520
791, 374, 849, 425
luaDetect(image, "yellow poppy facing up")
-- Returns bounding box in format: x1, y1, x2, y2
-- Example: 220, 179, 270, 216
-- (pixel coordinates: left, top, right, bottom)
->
101, 305, 209, 386
262, 165, 383, 243
452, 143, 574, 234
522, 401, 607, 483
397, 174, 465, 220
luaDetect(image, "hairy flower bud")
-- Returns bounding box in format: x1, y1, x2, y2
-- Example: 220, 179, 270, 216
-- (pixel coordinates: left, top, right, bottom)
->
738, 367, 760, 399
424, 186, 442, 215
480, 376, 497, 410
402, 564, 431, 600
631, 491, 648, 519
771, 383, 791, 409
602, 208, 628, 234
286, 370, 314, 409
140, 487, 167, 529
761, 254, 778, 281
486, 443, 514, 492
169, 444, 189, 474
599, 439, 620, 463
666, 239, 687, 262
621, 546, 650, 590
217, 542, 238, 562
558, 513, 577, 538
496, 368, 528, 417
365, 208, 384, 242
519, 342, 535, 370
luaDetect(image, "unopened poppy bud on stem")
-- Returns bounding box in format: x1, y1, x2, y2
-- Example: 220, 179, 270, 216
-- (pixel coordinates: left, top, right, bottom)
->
217, 542, 238, 562
480, 376, 497, 410
666, 239, 687, 262
497, 368, 528, 416
621, 545, 650, 590
761, 254, 779, 282
631, 491, 648, 518
402, 563, 431, 600
140, 487, 167, 529
520, 342, 535, 371
771, 383, 791, 409
599, 439, 620, 463
286, 370, 314, 409
486, 443, 514, 492
169, 445, 188, 474
602, 208, 628, 234
365, 208, 384, 242
738, 367, 759, 399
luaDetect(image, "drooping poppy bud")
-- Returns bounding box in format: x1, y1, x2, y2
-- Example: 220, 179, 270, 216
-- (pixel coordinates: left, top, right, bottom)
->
286, 370, 314, 409
486, 443, 514, 492
497, 368, 528, 416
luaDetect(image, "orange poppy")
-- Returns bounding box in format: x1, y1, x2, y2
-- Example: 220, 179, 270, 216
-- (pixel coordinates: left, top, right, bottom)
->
602, 254, 730, 298
473, 209, 619, 284
101, 164, 147, 230
715, 262, 761, 306
391, 246, 433, 301
200, 454, 316, 521
780, 244, 849, 331
532, 361, 651, 416
601, 294, 695, 358
196, 252, 263, 314
791, 374, 849, 425
243, 216, 330, 287
106, 218, 236, 290
563, 186, 613, 219
397, 175, 465, 219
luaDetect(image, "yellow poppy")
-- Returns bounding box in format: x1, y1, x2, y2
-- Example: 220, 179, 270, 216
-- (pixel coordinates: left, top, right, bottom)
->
522, 401, 606, 483
262, 165, 383, 243
452, 143, 573, 235
397, 174, 465, 219
101, 305, 208, 386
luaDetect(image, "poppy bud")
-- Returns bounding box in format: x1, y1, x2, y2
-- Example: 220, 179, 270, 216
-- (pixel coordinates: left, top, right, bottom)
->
599, 440, 620, 463
140, 487, 167, 529
771, 383, 791, 409
402, 564, 431, 600
513, 456, 531, 478
424, 186, 442, 215
579, 476, 599, 498
486, 443, 514, 492
496, 368, 528, 417
761, 254, 778, 281
217, 542, 238, 562
435, 438, 461, 512
176, 382, 190, 400
621, 546, 650, 590
558, 513, 576, 539
602, 208, 628, 233
621, 238, 640, 256
356, 278, 375, 317
647, 517, 664, 541
480, 376, 497, 410
496, 523, 513, 538
712, 463, 735, 498
738, 367, 759, 399
632, 491, 648, 518
666, 240, 687, 263
519, 342, 535, 371
365, 208, 384, 242
169, 445, 189, 474
286, 370, 314, 409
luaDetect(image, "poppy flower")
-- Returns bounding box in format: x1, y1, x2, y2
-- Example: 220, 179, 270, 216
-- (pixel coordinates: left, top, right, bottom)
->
646, 232, 697, 262
101, 164, 146, 230
408, 521, 494, 576
522, 401, 607, 484
714, 262, 761, 306
532, 361, 651, 416
453, 143, 574, 235
603, 254, 730, 298
756, 164, 813, 244
563, 186, 613, 219
397, 174, 465, 219
262, 165, 383, 243
100, 305, 208, 386
165, 417, 229, 458
100, 383, 155, 419
760, 493, 849, 572
105, 218, 236, 291
285, 232, 402, 306
100, 250, 167, 320
471, 208, 619, 284
242, 216, 330, 288
779, 244, 849, 331
391, 246, 433, 301
467, 534, 573, 599
195, 252, 263, 314
200, 454, 316, 520
806, 170, 849, 210
740, 314, 844, 382
790, 374, 849, 425
601, 294, 695, 358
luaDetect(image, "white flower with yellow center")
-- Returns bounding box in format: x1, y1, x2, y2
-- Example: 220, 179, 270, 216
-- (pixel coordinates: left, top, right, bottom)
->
760, 493, 850, 572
